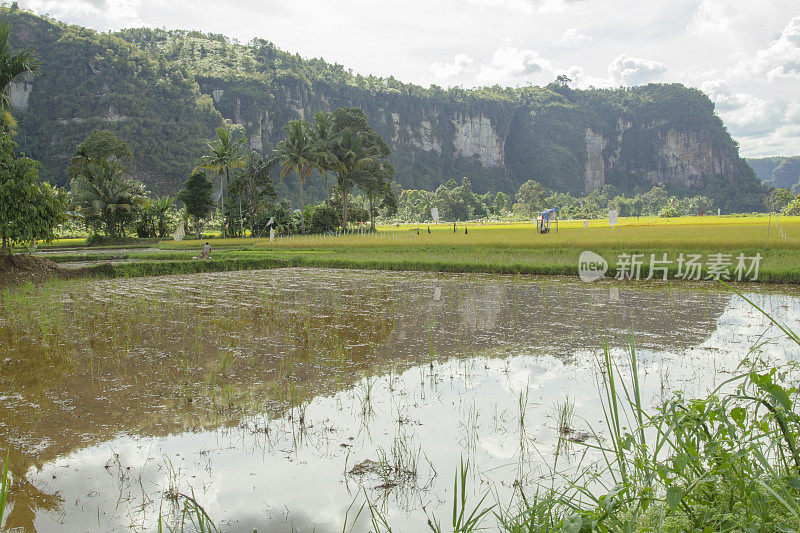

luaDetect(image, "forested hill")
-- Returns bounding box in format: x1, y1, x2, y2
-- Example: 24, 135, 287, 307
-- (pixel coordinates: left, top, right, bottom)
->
747, 156, 800, 189
3, 7, 765, 211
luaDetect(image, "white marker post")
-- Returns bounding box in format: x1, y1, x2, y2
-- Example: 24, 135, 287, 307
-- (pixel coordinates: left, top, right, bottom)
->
608, 209, 618, 227
572, 219, 590, 249
431, 207, 440, 223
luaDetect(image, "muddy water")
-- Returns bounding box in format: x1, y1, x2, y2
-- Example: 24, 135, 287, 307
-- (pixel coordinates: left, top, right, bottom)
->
0, 268, 798, 531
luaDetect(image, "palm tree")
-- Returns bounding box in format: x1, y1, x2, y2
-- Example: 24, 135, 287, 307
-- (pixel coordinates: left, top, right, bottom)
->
331, 128, 371, 231
0, 21, 38, 113
149, 195, 175, 238
196, 126, 246, 237
70, 160, 147, 237
272, 120, 315, 235
310, 111, 337, 206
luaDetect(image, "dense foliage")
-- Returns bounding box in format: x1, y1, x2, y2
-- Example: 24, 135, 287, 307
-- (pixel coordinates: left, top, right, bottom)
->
179, 170, 214, 239
3, 7, 220, 193
0, 121, 66, 252
224, 151, 277, 237
0, 7, 766, 213
272, 119, 315, 234
0, 17, 65, 253
195, 125, 248, 236
68, 130, 147, 237
397, 179, 720, 222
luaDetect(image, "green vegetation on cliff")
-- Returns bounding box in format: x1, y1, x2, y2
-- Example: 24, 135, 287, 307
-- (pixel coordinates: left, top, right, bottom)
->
4, 7, 220, 192
1, 7, 765, 212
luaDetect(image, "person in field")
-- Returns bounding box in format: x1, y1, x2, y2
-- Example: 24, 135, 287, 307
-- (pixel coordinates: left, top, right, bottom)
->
200, 242, 211, 260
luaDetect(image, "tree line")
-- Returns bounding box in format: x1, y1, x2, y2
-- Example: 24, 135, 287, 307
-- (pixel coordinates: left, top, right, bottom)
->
395, 178, 722, 222
66, 105, 397, 242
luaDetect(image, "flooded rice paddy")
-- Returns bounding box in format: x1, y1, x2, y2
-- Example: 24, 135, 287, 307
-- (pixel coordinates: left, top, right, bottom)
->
1, 268, 799, 531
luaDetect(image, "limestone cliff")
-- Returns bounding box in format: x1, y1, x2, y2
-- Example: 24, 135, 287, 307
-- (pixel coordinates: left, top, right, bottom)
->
3, 9, 762, 210
583, 122, 739, 193
195, 75, 514, 193
8, 75, 33, 111
452, 112, 504, 166
584, 128, 606, 193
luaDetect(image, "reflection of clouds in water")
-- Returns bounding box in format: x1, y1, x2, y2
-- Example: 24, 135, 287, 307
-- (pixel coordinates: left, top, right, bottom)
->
479, 432, 519, 460
6, 270, 800, 532
689, 292, 799, 365
25, 309, 800, 533
723, 292, 800, 349
631, 292, 800, 405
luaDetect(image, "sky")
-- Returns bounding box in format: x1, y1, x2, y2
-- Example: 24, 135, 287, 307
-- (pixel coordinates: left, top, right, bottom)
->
15, 0, 800, 157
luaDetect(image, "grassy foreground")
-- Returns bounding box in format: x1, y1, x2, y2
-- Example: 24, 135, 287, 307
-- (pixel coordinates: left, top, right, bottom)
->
35, 215, 800, 284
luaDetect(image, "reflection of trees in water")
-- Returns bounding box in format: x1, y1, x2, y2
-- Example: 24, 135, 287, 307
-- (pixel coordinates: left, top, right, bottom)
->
457, 283, 505, 331
0, 270, 733, 530
2, 452, 63, 532
401, 279, 730, 358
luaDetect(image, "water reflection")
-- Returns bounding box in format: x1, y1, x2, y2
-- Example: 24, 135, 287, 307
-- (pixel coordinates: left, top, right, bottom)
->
0, 268, 798, 531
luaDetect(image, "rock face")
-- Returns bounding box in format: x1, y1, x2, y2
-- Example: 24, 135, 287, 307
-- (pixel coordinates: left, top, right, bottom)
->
648, 129, 736, 185
582, 121, 739, 193
206, 81, 510, 192
8, 79, 33, 111
249, 113, 264, 151
407, 119, 441, 153
452, 112, 504, 166
384, 111, 503, 166
584, 128, 606, 193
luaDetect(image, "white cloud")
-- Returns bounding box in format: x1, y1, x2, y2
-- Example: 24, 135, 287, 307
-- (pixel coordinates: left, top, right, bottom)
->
687, 0, 791, 49
560, 65, 585, 82
688, 0, 732, 38
556, 65, 612, 89
607, 54, 667, 86
478, 46, 551, 85
430, 54, 474, 79
739, 122, 800, 157
21, 0, 145, 30
700, 79, 800, 156
558, 27, 589, 46
746, 15, 800, 80
465, 0, 536, 15
701, 79, 787, 136
464, 0, 582, 15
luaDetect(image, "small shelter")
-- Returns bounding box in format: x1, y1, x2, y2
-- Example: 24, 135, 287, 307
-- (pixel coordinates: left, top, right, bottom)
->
537, 207, 559, 234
